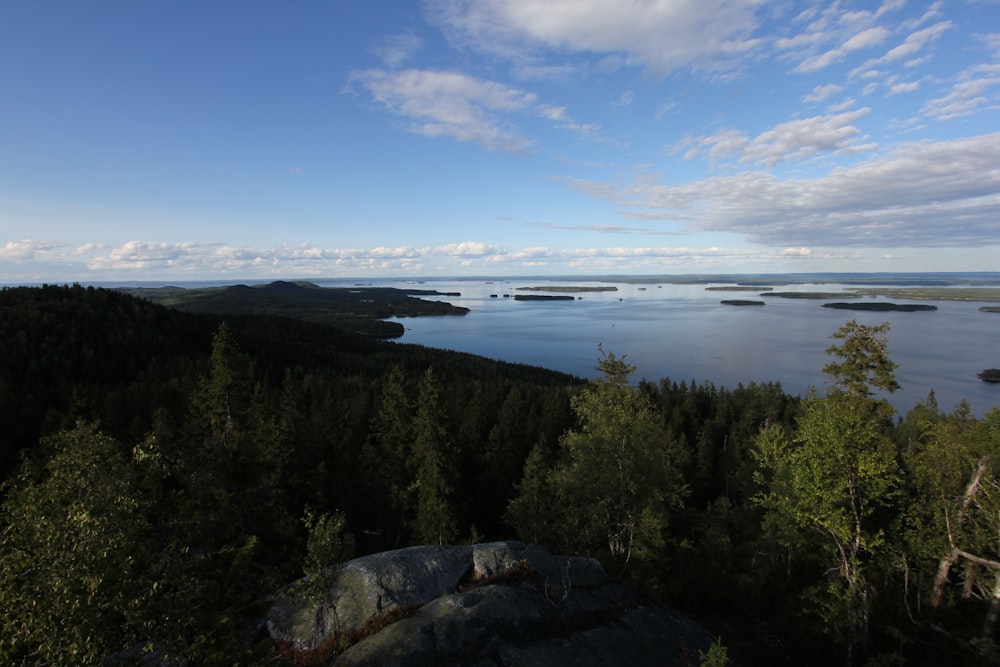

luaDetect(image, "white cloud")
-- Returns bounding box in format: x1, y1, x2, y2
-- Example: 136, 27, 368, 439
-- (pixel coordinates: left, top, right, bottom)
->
349, 68, 539, 152
875, 0, 906, 19
881, 20, 952, 62
678, 108, 875, 167
827, 97, 857, 112
0, 239, 67, 261
795, 47, 847, 73
887, 78, 921, 95
4, 237, 841, 280
568, 133, 1000, 248
538, 104, 601, 138
427, 0, 766, 76
370, 33, 423, 67
851, 20, 952, 77
843, 26, 890, 51
349, 68, 601, 149
803, 83, 843, 103
922, 63, 1000, 119
981, 32, 1000, 58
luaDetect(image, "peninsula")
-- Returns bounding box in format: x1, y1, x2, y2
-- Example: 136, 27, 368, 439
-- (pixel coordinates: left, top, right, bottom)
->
120, 280, 468, 337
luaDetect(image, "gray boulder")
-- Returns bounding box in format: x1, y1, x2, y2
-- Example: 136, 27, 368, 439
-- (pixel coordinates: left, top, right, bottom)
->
265, 542, 718, 666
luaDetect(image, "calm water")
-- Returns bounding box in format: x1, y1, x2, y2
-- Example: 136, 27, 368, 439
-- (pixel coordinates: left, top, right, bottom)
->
333, 278, 1000, 417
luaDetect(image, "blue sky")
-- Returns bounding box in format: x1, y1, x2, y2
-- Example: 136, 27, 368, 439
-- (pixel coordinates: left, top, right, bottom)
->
2, 1, 999, 282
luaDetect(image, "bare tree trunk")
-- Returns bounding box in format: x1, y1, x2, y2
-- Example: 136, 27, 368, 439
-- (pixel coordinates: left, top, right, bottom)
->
931, 456, 990, 607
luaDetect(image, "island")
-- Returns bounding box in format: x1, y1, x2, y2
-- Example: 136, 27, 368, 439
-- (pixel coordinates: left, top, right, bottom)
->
822, 302, 938, 312
763, 291, 861, 299
707, 286, 774, 292
980, 306, 1000, 313
721, 299, 766, 306
847, 287, 1000, 302
978, 369, 1000, 383
513, 294, 576, 301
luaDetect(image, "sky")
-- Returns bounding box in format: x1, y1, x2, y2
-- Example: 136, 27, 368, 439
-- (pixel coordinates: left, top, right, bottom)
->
2, 1, 999, 283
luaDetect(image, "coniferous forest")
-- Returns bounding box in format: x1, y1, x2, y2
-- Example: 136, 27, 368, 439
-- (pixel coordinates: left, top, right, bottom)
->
2, 284, 1000, 665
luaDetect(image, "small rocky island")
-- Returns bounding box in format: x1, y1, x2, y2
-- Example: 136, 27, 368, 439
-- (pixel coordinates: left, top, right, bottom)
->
822, 302, 938, 312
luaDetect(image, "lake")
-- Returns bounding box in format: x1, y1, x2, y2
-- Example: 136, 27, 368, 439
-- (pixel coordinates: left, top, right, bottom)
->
325, 277, 1000, 417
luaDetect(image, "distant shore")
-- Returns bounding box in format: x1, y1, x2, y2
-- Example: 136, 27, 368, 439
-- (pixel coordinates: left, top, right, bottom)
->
516, 286, 618, 293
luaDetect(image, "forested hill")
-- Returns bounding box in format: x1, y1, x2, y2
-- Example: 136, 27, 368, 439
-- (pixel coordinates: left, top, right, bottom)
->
120, 280, 470, 337
4, 284, 1000, 666
0, 283, 575, 483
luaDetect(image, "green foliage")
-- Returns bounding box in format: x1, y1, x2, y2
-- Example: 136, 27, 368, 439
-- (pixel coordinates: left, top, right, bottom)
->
10, 285, 1000, 664
698, 637, 730, 667
361, 365, 414, 546
549, 348, 686, 572
753, 321, 902, 664
822, 319, 899, 400
0, 423, 155, 664
297, 507, 355, 602
899, 403, 1000, 654
411, 367, 459, 545
505, 439, 558, 545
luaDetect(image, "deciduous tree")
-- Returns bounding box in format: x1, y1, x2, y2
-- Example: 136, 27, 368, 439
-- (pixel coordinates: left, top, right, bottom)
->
551, 348, 685, 573
754, 321, 901, 665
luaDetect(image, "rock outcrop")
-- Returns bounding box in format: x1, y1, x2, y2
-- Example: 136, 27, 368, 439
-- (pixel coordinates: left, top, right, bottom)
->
266, 541, 717, 666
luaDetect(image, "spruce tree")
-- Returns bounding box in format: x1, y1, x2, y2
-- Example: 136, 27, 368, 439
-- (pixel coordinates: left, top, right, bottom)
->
410, 367, 458, 545
362, 365, 415, 546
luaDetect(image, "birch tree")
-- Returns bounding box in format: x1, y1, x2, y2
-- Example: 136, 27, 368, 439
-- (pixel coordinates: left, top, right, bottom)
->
754, 321, 900, 665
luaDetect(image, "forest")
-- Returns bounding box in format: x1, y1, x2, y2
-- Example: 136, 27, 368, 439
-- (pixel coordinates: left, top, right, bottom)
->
1, 283, 999, 665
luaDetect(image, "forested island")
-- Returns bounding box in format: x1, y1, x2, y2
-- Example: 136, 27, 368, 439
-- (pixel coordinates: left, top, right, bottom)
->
763, 291, 861, 299
513, 293, 576, 301
2, 284, 1000, 665
979, 369, 1000, 383
822, 301, 938, 312
721, 299, 766, 306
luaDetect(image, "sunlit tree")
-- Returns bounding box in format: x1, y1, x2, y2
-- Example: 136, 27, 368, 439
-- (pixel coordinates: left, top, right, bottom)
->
552, 347, 685, 573
754, 321, 901, 665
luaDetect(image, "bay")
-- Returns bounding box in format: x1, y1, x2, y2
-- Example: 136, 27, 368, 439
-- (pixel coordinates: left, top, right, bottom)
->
340, 277, 1000, 417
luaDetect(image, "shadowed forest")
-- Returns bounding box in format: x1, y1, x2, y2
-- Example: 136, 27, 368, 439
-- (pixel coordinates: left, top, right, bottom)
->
2, 284, 999, 665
